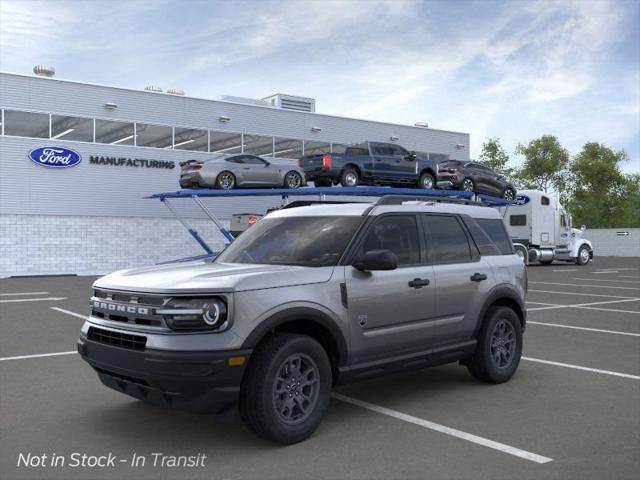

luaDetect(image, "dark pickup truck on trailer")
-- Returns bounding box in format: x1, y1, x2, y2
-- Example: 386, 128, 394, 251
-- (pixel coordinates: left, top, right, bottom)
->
298, 141, 439, 189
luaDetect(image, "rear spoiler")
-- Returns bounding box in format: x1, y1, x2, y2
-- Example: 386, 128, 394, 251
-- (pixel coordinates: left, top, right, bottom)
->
179, 159, 203, 167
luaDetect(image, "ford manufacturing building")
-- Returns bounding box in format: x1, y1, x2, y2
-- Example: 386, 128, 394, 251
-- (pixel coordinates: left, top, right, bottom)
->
0, 69, 470, 277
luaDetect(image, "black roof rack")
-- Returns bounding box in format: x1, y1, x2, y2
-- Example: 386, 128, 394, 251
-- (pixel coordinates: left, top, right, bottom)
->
375, 194, 492, 207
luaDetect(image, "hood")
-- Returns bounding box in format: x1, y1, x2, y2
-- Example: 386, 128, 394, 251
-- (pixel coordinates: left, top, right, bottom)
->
93, 260, 334, 294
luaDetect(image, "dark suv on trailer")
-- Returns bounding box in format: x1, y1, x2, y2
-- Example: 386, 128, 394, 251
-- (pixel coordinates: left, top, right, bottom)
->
437, 160, 517, 200
78, 198, 526, 445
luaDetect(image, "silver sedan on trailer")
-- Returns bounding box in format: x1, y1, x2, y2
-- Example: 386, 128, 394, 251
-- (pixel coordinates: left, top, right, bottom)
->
179, 154, 307, 189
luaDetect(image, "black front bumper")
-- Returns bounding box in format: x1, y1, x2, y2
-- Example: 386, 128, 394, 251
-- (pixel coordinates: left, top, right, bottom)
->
78, 336, 251, 414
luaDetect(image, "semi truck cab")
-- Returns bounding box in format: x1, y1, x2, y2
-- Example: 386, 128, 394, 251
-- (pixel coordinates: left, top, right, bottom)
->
502, 190, 593, 265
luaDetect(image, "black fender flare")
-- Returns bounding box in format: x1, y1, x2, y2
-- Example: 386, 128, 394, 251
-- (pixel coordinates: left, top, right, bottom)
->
473, 284, 526, 336
241, 307, 349, 367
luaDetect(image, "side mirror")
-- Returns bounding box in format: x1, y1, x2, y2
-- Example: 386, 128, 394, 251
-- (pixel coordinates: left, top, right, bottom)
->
406, 151, 417, 161
353, 249, 398, 272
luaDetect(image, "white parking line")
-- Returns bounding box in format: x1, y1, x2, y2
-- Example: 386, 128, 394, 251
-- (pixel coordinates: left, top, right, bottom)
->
552, 269, 578, 272
575, 306, 640, 315
593, 270, 620, 274
526, 302, 559, 306
527, 297, 640, 312
527, 321, 640, 337
0, 291, 49, 296
522, 357, 640, 381
529, 289, 638, 299
572, 278, 640, 284
621, 275, 640, 279
530, 281, 640, 291
332, 393, 553, 464
0, 297, 67, 304
51, 307, 87, 319
0, 351, 77, 362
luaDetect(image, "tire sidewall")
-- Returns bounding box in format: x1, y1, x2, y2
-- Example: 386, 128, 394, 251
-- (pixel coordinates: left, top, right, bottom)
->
284, 171, 302, 189
419, 172, 435, 189
216, 171, 235, 189
462, 177, 475, 192
244, 335, 332, 444
340, 168, 359, 187
576, 245, 590, 265
475, 307, 522, 383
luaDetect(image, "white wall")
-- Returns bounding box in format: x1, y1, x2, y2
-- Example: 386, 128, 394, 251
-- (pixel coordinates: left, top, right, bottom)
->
588, 228, 640, 257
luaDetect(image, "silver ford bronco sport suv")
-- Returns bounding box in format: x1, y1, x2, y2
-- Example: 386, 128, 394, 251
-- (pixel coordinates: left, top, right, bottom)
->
78, 198, 526, 444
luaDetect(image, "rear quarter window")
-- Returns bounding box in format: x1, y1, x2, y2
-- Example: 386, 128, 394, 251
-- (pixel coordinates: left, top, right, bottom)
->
465, 218, 514, 255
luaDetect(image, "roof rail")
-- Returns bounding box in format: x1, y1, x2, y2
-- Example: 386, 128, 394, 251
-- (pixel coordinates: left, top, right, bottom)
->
374, 194, 490, 206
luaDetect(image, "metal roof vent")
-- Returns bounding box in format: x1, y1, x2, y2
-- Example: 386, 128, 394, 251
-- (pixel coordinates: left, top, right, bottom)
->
33, 65, 55, 77
144, 85, 163, 93
167, 88, 184, 96
262, 94, 316, 112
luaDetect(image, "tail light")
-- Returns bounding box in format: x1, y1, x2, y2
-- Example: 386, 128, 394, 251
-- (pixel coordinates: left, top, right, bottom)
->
322, 154, 331, 169
448, 167, 460, 173
247, 215, 257, 227
191, 164, 203, 171
297, 159, 301, 167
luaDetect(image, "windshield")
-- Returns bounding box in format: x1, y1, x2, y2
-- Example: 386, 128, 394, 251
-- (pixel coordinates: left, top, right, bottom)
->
215, 216, 362, 267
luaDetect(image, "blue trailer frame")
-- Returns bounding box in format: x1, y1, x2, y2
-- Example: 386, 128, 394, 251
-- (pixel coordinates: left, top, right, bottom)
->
147, 187, 511, 261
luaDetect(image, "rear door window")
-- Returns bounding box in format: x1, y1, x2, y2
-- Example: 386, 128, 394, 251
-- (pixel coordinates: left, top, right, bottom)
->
422, 215, 472, 264
360, 215, 420, 265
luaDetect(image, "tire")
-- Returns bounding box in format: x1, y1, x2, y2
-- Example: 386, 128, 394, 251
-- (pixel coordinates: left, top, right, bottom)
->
284, 171, 303, 189
340, 168, 360, 187
467, 306, 522, 384
502, 187, 516, 201
418, 172, 435, 190
239, 333, 332, 445
576, 245, 591, 265
216, 171, 236, 190
461, 177, 475, 192
313, 178, 332, 187
513, 244, 528, 264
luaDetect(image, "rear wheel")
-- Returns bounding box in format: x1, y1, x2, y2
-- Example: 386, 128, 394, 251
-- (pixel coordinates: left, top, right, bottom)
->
340, 168, 360, 187
467, 306, 522, 384
576, 245, 591, 265
461, 177, 475, 192
216, 171, 236, 190
502, 187, 516, 200
284, 171, 303, 189
418, 172, 435, 189
239, 333, 332, 445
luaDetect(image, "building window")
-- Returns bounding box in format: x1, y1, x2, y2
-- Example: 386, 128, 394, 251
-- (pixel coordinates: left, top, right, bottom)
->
273, 137, 303, 159
3, 110, 49, 138
95, 119, 135, 145
303, 141, 330, 156
244, 134, 274, 156
210, 131, 243, 154
51, 114, 94, 142
173, 127, 208, 151
135, 123, 173, 148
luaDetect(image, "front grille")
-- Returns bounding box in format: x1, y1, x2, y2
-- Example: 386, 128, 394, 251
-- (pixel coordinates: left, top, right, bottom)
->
91, 288, 166, 328
94, 367, 149, 386
88, 326, 147, 351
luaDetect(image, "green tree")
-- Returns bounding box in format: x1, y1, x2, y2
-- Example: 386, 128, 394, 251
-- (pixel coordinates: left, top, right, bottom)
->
565, 142, 632, 228
619, 174, 640, 227
479, 137, 510, 173
515, 135, 569, 192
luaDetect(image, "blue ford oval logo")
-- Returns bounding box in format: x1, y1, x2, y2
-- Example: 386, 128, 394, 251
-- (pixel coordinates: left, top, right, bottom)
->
28, 146, 82, 168
514, 195, 530, 205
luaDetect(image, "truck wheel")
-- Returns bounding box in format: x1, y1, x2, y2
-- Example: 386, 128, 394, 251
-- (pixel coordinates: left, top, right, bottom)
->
462, 178, 475, 192
418, 172, 435, 189
216, 171, 236, 190
513, 244, 528, 264
340, 168, 360, 187
467, 306, 522, 384
239, 333, 332, 445
576, 245, 591, 265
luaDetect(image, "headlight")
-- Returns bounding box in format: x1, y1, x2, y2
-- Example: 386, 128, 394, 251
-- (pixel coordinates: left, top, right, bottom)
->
158, 297, 229, 331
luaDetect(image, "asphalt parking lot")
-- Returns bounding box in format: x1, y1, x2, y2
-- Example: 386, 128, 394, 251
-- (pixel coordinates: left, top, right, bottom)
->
1, 257, 639, 480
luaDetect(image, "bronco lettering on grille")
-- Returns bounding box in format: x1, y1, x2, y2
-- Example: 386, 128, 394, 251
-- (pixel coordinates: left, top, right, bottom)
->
92, 301, 149, 315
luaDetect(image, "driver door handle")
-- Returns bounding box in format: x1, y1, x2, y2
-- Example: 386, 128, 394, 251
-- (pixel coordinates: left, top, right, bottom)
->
470, 273, 487, 282
408, 278, 430, 288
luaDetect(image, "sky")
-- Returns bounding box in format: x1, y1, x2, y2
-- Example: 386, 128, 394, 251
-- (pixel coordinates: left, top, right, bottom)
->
1, 0, 638, 173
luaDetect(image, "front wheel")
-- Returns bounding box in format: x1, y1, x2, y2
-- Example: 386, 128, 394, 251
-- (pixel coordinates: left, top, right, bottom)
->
239, 333, 332, 445
502, 187, 516, 200
418, 172, 435, 189
467, 306, 522, 384
576, 245, 591, 265
284, 171, 303, 189
216, 171, 236, 190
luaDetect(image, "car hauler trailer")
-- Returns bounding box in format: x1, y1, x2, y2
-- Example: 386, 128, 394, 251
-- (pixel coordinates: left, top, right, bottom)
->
502, 190, 593, 266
